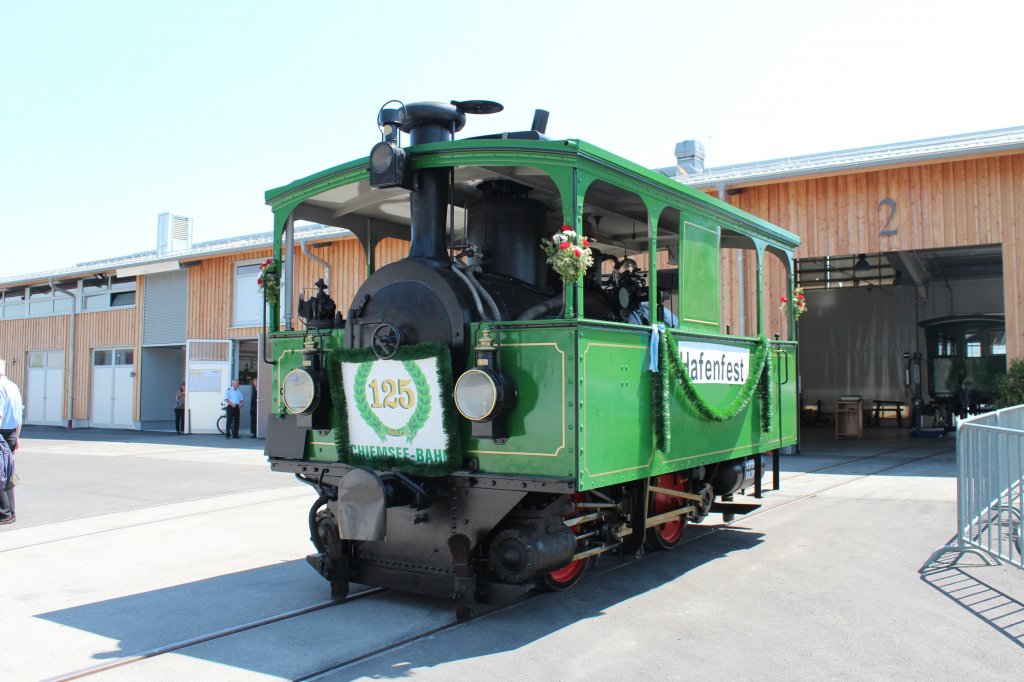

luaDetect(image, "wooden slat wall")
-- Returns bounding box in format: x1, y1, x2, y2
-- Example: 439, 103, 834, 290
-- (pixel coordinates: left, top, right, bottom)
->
0, 308, 137, 422
187, 236, 409, 339
73, 308, 137, 421
188, 247, 269, 340
712, 151, 1024, 356
0, 316, 70, 419
375, 238, 410, 268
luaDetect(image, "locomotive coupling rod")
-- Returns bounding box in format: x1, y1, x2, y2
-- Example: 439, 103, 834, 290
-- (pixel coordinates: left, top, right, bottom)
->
649, 486, 703, 502
572, 541, 622, 562
564, 511, 605, 527
645, 505, 695, 528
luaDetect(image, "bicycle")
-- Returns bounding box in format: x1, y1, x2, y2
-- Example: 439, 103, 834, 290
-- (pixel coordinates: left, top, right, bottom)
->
216, 401, 228, 435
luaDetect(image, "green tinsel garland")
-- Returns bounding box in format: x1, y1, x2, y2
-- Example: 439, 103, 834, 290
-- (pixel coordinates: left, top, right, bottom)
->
326, 342, 462, 477
655, 330, 774, 452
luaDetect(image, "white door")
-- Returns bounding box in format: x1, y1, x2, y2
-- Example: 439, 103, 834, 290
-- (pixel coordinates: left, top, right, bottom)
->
27, 350, 64, 424
92, 348, 135, 428
185, 340, 233, 433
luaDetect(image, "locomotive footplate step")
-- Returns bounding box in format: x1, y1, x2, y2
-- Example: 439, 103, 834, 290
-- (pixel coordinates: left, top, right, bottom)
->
709, 501, 761, 516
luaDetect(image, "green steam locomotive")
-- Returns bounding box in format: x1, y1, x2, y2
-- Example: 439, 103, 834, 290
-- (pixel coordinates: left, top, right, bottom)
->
262, 100, 799, 618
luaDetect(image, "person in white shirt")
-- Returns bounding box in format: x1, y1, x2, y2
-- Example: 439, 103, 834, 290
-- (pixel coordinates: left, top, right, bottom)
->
0, 359, 24, 524
223, 379, 244, 439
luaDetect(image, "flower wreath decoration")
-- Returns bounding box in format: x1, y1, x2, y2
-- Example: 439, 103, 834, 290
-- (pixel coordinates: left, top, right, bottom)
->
257, 258, 280, 308
541, 225, 594, 284
779, 286, 807, 319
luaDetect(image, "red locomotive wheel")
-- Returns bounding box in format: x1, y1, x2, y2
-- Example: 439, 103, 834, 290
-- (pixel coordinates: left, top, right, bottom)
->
646, 473, 688, 551
543, 554, 592, 589
540, 493, 594, 591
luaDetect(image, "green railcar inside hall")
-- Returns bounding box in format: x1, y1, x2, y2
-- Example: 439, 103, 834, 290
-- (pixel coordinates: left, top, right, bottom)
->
921, 314, 1007, 419
261, 100, 800, 617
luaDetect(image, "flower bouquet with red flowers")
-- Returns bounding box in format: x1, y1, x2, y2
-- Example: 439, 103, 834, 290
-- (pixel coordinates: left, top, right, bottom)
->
779, 286, 807, 319
257, 257, 280, 308
541, 225, 594, 284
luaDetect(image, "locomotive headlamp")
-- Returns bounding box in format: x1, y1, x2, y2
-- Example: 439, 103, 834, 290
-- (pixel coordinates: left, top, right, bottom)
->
455, 327, 516, 442
454, 369, 500, 421
368, 141, 410, 189
282, 368, 318, 414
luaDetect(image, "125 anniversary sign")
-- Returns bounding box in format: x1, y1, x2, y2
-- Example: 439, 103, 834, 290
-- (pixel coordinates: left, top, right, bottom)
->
339, 354, 453, 469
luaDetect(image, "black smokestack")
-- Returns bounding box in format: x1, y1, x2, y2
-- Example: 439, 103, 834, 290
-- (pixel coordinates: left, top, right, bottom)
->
409, 167, 450, 260
400, 103, 467, 260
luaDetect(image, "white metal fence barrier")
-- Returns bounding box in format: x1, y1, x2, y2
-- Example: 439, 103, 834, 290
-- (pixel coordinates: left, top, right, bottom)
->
926, 405, 1024, 570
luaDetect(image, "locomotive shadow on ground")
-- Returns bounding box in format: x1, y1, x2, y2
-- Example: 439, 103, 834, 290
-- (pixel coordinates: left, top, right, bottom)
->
920, 549, 1024, 649
34, 527, 762, 679
37, 558, 328, 663
333, 524, 765, 680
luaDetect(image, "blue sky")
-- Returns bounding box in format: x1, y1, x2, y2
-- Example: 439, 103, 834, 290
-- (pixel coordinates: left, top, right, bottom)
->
2, 0, 1021, 276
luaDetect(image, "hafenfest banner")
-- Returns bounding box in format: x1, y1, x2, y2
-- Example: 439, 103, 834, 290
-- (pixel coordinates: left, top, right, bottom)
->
328, 343, 461, 476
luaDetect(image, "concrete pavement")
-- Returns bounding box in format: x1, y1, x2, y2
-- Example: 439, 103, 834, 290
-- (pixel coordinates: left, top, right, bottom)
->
1, 426, 1021, 680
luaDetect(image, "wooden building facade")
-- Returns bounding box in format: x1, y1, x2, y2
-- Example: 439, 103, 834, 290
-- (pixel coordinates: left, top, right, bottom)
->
674, 127, 1024, 409
2, 126, 1019, 431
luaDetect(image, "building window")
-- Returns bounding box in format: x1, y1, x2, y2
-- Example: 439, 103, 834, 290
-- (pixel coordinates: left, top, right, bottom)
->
233, 261, 265, 327
29, 286, 54, 316
111, 291, 136, 307
81, 276, 137, 312
1, 289, 26, 319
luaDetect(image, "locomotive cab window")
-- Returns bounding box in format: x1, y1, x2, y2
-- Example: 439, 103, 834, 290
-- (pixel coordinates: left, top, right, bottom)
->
989, 329, 1006, 355
965, 330, 982, 358
578, 179, 666, 325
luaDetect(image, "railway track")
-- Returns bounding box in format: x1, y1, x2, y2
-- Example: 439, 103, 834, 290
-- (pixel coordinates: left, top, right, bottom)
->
43, 588, 388, 682
44, 443, 953, 681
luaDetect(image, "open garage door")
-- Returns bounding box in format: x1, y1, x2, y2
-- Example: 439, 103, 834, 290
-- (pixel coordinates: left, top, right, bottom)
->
796, 246, 1004, 427
186, 340, 232, 434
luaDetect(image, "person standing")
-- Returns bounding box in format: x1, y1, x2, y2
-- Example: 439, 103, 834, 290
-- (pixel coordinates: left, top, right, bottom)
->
0, 359, 24, 525
174, 382, 186, 434
224, 378, 243, 439
249, 377, 258, 438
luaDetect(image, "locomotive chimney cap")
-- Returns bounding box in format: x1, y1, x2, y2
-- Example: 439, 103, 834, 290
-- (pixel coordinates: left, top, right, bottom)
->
452, 100, 503, 115
400, 102, 466, 136
395, 100, 504, 146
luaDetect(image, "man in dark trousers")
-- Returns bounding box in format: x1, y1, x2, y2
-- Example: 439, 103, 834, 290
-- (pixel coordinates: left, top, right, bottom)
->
0, 359, 24, 524
223, 379, 243, 439
249, 377, 258, 438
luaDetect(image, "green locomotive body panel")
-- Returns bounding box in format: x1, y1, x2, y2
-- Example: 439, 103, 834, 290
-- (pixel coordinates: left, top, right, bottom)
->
268, 330, 345, 463
461, 323, 579, 479
454, 321, 798, 490
263, 132, 801, 482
